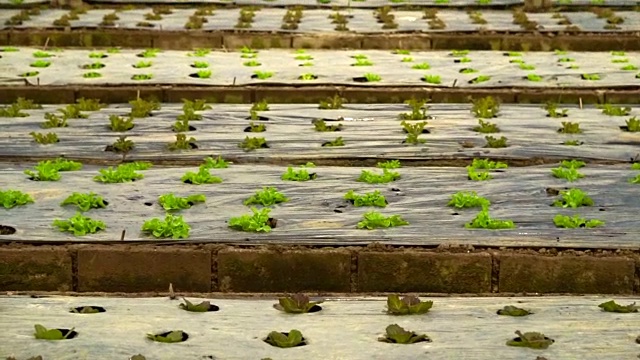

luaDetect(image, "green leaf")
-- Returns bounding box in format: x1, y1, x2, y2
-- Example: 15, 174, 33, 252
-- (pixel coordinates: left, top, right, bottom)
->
33, 324, 74, 340
179, 298, 213, 312
244, 187, 289, 207
497, 305, 532, 316
506, 330, 554, 349
386, 294, 409, 315
265, 330, 305, 348
0, 189, 34, 209
229, 207, 273, 232
598, 300, 638, 313
387, 295, 432, 315
158, 193, 206, 211
202, 155, 231, 169
141, 214, 190, 239
181, 165, 223, 185
344, 190, 387, 207
552, 188, 593, 208
70, 306, 101, 314
357, 211, 409, 230
146, 330, 185, 343
357, 169, 400, 184
61, 192, 107, 211
447, 191, 490, 209
274, 294, 323, 313
553, 214, 604, 228
52, 212, 106, 236
379, 324, 431, 344
466, 208, 515, 229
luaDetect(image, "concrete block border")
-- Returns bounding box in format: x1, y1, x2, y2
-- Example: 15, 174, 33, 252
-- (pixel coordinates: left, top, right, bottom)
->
0, 244, 637, 295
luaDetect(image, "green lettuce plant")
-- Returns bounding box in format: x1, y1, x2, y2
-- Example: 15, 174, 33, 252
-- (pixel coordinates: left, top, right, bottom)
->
158, 193, 206, 211
53, 212, 106, 236
264, 330, 305, 348
274, 294, 323, 313
344, 190, 387, 207
497, 305, 532, 316
181, 166, 222, 185
34, 325, 75, 340
244, 187, 288, 207
506, 331, 554, 349
94, 162, 151, 183
447, 191, 490, 208
357, 169, 400, 184
378, 324, 431, 344
146, 331, 186, 343
377, 160, 401, 169
357, 211, 408, 229
142, 214, 190, 239
61, 192, 107, 211
386, 295, 433, 315
281, 166, 317, 181
553, 214, 604, 228
179, 298, 219, 312
0, 189, 34, 209
552, 188, 593, 208
466, 208, 515, 229
229, 207, 274, 232
598, 300, 638, 313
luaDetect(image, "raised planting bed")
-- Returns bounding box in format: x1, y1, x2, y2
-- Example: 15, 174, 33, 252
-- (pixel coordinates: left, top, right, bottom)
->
2, 295, 640, 359
0, 102, 638, 163
1, 159, 639, 247
2, 48, 640, 89
3, 8, 640, 33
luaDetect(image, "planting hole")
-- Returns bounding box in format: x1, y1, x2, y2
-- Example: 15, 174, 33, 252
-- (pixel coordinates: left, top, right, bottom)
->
148, 330, 189, 343
244, 115, 269, 121
352, 76, 368, 83
144, 202, 153, 206
70, 306, 106, 314
60, 329, 78, 339
173, 125, 197, 132
0, 225, 16, 235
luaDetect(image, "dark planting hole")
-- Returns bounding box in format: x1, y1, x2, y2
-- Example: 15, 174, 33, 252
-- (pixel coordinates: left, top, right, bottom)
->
0, 225, 16, 235
189, 73, 210, 78
92, 54, 108, 59
205, 304, 220, 312
71, 306, 106, 314
183, 180, 194, 184
58, 329, 78, 339
104, 145, 133, 153
172, 125, 197, 132
244, 115, 269, 121
451, 212, 459, 216
298, 74, 318, 80
390, 188, 400, 192
307, 305, 322, 313
264, 333, 308, 347
244, 126, 265, 133
156, 331, 189, 342
352, 76, 369, 83
334, 204, 347, 213
267, 218, 278, 228
511, 335, 553, 345
82, 63, 105, 69
102, 200, 109, 206
402, 128, 430, 134
382, 335, 431, 344
620, 126, 632, 131
546, 113, 568, 118
599, 208, 606, 211
144, 202, 153, 206
188, 143, 198, 149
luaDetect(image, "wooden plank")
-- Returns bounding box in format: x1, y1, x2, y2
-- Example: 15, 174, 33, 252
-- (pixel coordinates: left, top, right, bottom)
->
1, 295, 639, 360
1, 103, 638, 164
0, 162, 638, 248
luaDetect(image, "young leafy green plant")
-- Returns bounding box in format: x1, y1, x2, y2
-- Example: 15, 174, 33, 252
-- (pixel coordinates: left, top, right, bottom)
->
623, 117, 640, 132
484, 136, 508, 148
107, 136, 135, 154
358, 169, 400, 184
53, 212, 106, 236
552, 188, 593, 208
363, 73, 381, 82
34, 325, 76, 340
631, 174, 640, 184
58, 104, 86, 119
203, 155, 230, 169
387, 295, 433, 315
168, 134, 197, 151
551, 166, 584, 182
357, 211, 408, 230
253, 71, 274, 80
281, 166, 317, 181
377, 160, 402, 169
422, 74, 441, 84
598, 104, 631, 116
447, 191, 490, 209
243, 187, 288, 207
129, 98, 160, 118
69, 306, 104, 314
553, 214, 604, 228
399, 98, 430, 121
181, 166, 223, 185
158, 193, 206, 211
466, 207, 515, 229
470, 158, 507, 170
598, 300, 638, 313
401, 121, 427, 145
506, 331, 554, 349
558, 121, 582, 134
75, 98, 105, 111
0, 104, 29, 117
344, 190, 387, 207
273, 294, 323, 313
179, 298, 219, 312
228, 207, 274, 232
411, 62, 430, 70
471, 96, 500, 118
109, 115, 134, 131
378, 324, 431, 344
250, 99, 270, 112
264, 330, 306, 348
322, 137, 344, 147
0, 189, 34, 209
30, 132, 59, 144
497, 305, 532, 316
41, 113, 68, 129
313, 119, 342, 132
146, 331, 187, 343
560, 159, 585, 169
24, 159, 82, 181
142, 214, 190, 239
94, 162, 151, 183
61, 192, 108, 211
473, 119, 500, 133
239, 136, 268, 151
318, 95, 346, 110
467, 167, 492, 181
544, 102, 568, 118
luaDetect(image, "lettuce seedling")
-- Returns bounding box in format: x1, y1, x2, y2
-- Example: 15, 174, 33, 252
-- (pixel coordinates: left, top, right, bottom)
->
274, 294, 323, 313
61, 192, 108, 211
497, 305, 532, 316
344, 190, 387, 207
203, 155, 231, 169
631, 174, 640, 184
168, 133, 197, 150
0, 104, 28, 117
467, 166, 492, 181
107, 136, 134, 154
253, 71, 273, 80
484, 136, 508, 148
24, 159, 81, 181
177, 107, 202, 121
598, 104, 631, 116
631, 163, 640, 170
181, 166, 222, 185
358, 169, 400, 184
377, 160, 401, 169
142, 214, 190, 239
378, 324, 431, 344
53, 212, 106, 236
179, 298, 219, 312
387, 295, 432, 315
447, 191, 490, 208
109, 115, 134, 131
229, 207, 274, 232
0, 189, 34, 209
506, 331, 554, 349
318, 95, 346, 110
598, 300, 638, 313
466, 208, 515, 229
471, 96, 500, 118
323, 137, 344, 147
30, 132, 59, 144
251, 99, 270, 112
363, 73, 381, 82
470, 158, 507, 169
94, 162, 151, 183
560, 159, 585, 169
281, 167, 317, 181
552, 188, 593, 208
41, 113, 68, 128
70, 306, 104, 314
75, 98, 105, 111
357, 211, 408, 230
401, 121, 427, 144
398, 98, 430, 121
13, 97, 42, 110
553, 214, 604, 228
129, 98, 160, 118
239, 136, 268, 151
411, 62, 430, 70
622, 116, 640, 132
244, 187, 288, 207
551, 167, 584, 182
264, 330, 305, 348
58, 104, 86, 119
34, 325, 75, 340
473, 119, 500, 133
146, 331, 187, 343
544, 102, 568, 118
558, 121, 581, 134
158, 193, 206, 211
245, 122, 266, 132
313, 119, 343, 132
